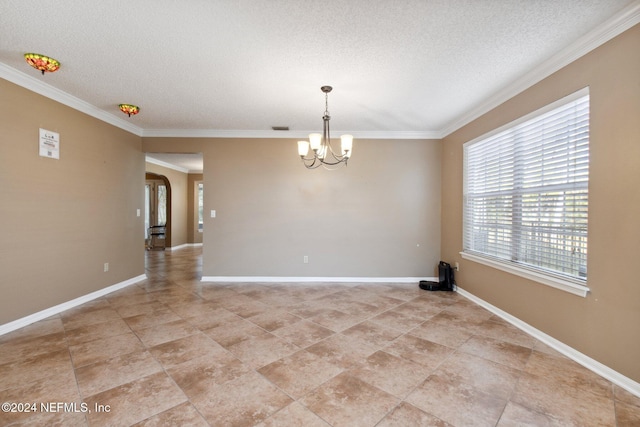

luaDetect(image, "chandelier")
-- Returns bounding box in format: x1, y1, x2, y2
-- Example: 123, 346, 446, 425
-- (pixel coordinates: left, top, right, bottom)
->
297, 86, 353, 169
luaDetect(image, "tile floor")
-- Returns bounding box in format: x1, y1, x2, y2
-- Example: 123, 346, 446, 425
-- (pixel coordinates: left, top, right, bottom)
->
1, 246, 639, 426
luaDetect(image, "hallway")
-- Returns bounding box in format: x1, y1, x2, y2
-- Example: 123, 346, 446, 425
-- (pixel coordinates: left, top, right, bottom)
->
1, 246, 638, 426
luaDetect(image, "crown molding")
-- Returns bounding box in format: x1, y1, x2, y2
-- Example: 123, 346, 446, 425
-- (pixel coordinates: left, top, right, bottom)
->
140, 128, 441, 140
145, 156, 191, 173
3, 2, 638, 141
439, 1, 640, 138
0, 68, 437, 139
0, 63, 144, 136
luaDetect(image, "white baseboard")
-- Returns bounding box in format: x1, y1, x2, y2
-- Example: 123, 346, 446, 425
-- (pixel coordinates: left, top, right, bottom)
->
456, 287, 640, 398
0, 274, 147, 336
201, 276, 437, 284
168, 243, 203, 251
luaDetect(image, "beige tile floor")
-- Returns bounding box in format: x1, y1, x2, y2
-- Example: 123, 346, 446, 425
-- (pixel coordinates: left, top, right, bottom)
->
1, 246, 639, 426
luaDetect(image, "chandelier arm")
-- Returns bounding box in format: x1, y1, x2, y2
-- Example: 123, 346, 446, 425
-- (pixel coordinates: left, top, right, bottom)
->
300, 154, 319, 164
320, 159, 350, 170
302, 158, 322, 169
323, 115, 332, 155
322, 115, 345, 159
299, 150, 348, 167
310, 155, 348, 166
318, 158, 348, 166
321, 164, 339, 171
323, 141, 347, 158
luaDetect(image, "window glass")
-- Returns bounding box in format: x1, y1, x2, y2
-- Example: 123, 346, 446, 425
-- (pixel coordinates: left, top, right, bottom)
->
157, 185, 167, 225
463, 89, 589, 284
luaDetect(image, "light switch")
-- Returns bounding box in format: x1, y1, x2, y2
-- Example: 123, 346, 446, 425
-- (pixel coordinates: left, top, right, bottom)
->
136, 209, 141, 217
210, 210, 216, 218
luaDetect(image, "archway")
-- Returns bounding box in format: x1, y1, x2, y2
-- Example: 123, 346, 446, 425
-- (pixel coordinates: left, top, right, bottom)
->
145, 172, 172, 248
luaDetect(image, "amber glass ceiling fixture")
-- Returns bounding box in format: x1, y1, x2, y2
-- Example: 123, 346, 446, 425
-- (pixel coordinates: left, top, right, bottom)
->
297, 86, 353, 169
24, 53, 60, 75
119, 104, 140, 117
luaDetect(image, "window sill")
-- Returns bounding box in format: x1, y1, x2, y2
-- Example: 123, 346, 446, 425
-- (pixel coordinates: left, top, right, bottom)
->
460, 251, 589, 298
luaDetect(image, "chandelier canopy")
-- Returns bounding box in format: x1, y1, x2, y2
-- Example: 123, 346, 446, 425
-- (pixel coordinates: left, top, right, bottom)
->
24, 53, 60, 75
297, 86, 353, 169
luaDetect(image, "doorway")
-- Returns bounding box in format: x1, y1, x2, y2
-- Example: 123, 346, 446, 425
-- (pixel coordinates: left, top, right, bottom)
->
144, 152, 203, 248
145, 173, 171, 248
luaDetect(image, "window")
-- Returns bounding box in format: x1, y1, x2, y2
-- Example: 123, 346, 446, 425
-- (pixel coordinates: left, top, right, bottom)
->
157, 184, 167, 226
462, 88, 590, 296
198, 182, 204, 231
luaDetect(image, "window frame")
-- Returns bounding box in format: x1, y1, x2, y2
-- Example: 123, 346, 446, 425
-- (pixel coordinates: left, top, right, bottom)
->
461, 87, 590, 297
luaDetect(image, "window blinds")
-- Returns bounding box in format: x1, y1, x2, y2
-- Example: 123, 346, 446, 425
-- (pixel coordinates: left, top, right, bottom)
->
463, 90, 589, 283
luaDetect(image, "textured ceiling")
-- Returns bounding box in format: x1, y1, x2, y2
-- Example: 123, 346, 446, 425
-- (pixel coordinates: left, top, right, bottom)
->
1, 0, 638, 143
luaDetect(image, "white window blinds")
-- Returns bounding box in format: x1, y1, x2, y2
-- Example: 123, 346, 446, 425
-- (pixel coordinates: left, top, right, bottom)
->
463, 89, 589, 284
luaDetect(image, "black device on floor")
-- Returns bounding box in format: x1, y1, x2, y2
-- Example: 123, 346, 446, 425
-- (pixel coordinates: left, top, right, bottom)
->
419, 261, 456, 291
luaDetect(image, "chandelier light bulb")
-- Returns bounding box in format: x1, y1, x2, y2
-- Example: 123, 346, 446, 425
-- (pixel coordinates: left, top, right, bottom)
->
341, 134, 353, 157
298, 141, 310, 157
309, 133, 322, 151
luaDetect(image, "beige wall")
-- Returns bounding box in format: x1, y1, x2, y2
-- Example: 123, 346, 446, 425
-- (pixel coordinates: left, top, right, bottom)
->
441, 24, 640, 381
145, 162, 189, 247
143, 137, 442, 278
0, 78, 145, 325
